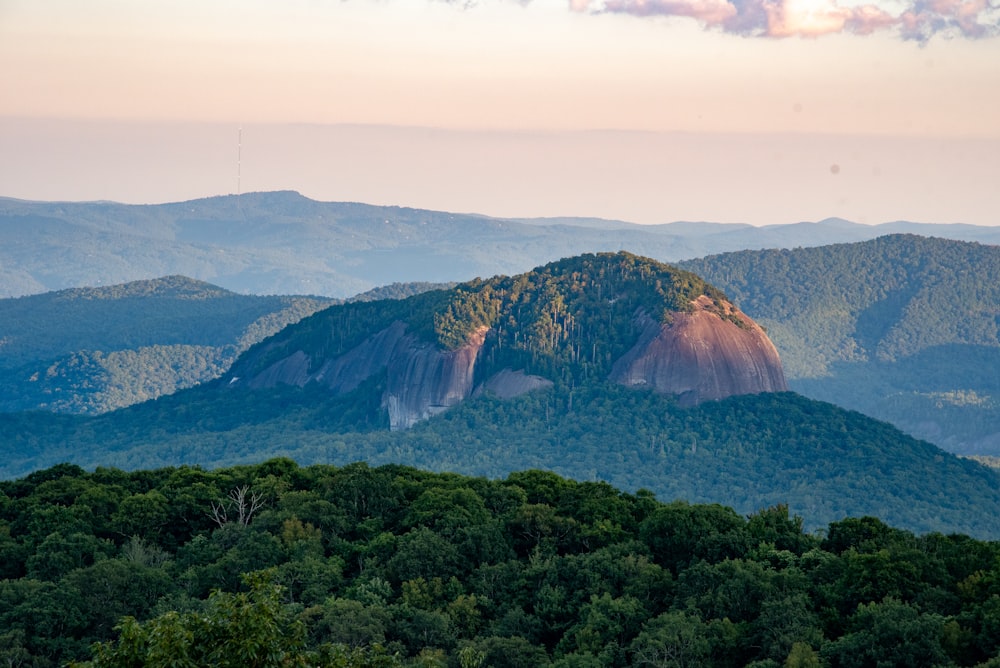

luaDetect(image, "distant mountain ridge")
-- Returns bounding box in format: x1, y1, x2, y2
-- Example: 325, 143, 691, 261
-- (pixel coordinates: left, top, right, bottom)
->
3, 191, 998, 298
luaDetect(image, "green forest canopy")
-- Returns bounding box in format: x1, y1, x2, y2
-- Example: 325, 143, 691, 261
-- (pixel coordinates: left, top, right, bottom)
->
2, 459, 1000, 667
6, 386, 1000, 540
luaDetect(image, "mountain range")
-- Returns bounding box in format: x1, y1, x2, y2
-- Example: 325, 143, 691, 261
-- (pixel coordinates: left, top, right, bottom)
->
3, 252, 1000, 538
3, 190, 999, 299
4, 212, 997, 456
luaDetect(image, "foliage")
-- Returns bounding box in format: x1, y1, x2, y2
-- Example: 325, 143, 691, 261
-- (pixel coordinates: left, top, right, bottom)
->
4, 383, 1000, 539
0, 460, 997, 667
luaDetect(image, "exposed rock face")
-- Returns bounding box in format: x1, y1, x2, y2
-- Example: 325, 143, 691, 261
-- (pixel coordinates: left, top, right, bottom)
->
312, 321, 409, 395
236, 322, 498, 430
474, 368, 554, 399
384, 327, 487, 430
610, 296, 787, 406
241, 321, 409, 393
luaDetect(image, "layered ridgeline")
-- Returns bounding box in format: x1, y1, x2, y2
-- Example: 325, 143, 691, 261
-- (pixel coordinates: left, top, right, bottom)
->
226, 252, 786, 429
7, 233, 999, 464
680, 235, 1000, 456
5, 191, 1000, 299
4, 252, 1000, 538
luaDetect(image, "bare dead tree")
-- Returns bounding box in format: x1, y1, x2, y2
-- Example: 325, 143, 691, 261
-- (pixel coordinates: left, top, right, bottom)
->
209, 485, 266, 528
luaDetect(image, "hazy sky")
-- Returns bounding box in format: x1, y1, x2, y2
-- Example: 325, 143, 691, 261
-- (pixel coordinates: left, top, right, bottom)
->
1, 0, 998, 225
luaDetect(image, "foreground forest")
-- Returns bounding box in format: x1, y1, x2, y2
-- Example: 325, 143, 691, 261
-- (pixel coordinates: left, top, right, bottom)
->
3, 459, 1000, 667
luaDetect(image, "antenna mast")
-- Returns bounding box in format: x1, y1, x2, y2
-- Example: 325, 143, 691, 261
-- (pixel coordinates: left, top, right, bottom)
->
237, 125, 242, 197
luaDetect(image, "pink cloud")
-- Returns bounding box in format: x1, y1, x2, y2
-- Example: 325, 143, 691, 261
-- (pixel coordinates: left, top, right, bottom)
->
586, 0, 999, 39
844, 5, 898, 35
900, 0, 997, 38
763, 0, 850, 37
600, 0, 738, 23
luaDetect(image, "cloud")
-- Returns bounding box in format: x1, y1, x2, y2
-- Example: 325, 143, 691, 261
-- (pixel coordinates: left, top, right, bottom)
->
585, 0, 1000, 39
899, 0, 999, 39
597, 0, 738, 23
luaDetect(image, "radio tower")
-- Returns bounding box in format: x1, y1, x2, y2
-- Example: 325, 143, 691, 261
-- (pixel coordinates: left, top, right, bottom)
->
237, 126, 242, 197
234, 125, 243, 216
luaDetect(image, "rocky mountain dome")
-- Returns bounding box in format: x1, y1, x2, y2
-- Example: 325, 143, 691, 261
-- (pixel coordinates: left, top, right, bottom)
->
610, 295, 786, 406
226, 252, 786, 428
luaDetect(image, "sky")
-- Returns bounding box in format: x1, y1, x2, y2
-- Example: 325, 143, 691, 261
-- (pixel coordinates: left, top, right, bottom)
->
1, 0, 999, 225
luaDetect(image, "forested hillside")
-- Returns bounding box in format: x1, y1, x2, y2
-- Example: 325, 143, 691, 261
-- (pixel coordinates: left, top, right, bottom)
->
230, 252, 734, 388
3, 253, 998, 537
3, 460, 1000, 667
0, 276, 336, 414
4, 384, 1000, 539
0, 277, 451, 415
680, 235, 1000, 455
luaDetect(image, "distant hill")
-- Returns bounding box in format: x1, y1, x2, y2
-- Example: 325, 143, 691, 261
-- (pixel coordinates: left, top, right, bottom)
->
680, 234, 1000, 455
4, 191, 1000, 298
0, 276, 336, 413
3, 253, 1000, 538
0, 276, 453, 415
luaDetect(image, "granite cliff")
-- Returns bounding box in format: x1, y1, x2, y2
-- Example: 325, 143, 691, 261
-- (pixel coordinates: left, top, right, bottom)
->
611, 296, 786, 406
226, 252, 786, 428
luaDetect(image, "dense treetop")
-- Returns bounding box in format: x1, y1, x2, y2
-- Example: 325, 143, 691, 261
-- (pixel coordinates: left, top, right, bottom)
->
2, 459, 1000, 667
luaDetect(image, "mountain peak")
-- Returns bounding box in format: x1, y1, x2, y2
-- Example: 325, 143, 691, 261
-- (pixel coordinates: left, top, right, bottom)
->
228, 252, 786, 427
